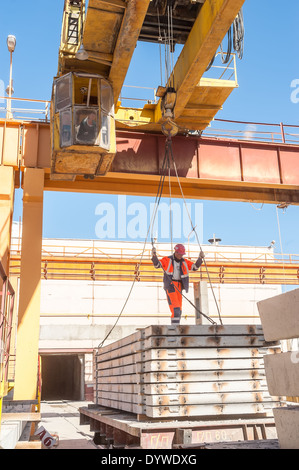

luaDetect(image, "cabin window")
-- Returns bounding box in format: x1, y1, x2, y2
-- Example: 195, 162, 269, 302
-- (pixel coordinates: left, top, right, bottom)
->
100, 113, 110, 149
74, 107, 99, 145
101, 80, 113, 114
53, 72, 114, 150
60, 108, 72, 147
55, 74, 72, 112
74, 76, 99, 106
100, 80, 113, 149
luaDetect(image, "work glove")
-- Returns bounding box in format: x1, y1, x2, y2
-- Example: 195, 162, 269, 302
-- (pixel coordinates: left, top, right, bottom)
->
151, 247, 160, 269
194, 249, 205, 269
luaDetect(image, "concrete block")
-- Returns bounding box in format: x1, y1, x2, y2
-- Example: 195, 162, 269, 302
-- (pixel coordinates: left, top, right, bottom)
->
273, 406, 299, 449
257, 288, 299, 341
0, 421, 25, 449
264, 352, 299, 397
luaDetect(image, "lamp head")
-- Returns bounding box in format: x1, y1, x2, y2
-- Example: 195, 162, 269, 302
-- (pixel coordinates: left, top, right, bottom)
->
75, 43, 88, 60
7, 35, 16, 53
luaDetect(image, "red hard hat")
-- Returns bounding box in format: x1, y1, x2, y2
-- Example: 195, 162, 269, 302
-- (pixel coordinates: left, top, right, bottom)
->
174, 244, 186, 255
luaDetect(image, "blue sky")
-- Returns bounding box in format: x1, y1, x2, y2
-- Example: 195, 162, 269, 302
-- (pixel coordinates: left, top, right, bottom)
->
1, 0, 299, 255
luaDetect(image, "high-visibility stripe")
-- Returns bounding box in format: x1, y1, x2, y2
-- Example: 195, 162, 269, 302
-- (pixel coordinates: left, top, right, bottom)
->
165, 258, 173, 275
181, 260, 189, 278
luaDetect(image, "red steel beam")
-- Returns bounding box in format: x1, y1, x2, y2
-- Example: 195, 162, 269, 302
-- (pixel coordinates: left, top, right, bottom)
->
113, 131, 299, 186
9, 121, 299, 203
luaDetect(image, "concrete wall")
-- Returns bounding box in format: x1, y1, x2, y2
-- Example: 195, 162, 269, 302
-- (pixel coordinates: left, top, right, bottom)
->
10, 229, 283, 400
38, 279, 282, 349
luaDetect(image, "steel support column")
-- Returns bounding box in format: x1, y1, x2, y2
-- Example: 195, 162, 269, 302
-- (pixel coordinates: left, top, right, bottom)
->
13, 168, 44, 400
0, 166, 15, 276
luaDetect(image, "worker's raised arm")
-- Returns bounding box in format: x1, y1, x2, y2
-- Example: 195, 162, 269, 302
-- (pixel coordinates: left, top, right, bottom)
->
151, 246, 161, 269
191, 249, 205, 271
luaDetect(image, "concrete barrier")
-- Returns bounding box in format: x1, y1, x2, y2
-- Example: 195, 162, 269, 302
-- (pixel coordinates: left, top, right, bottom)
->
264, 352, 299, 397
273, 407, 299, 449
257, 288, 299, 342
258, 289, 299, 449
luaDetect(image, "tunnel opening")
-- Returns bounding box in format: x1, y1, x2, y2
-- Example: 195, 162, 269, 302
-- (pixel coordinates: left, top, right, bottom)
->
41, 354, 83, 401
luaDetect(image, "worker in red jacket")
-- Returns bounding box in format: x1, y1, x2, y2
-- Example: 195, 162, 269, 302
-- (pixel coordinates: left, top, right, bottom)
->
151, 243, 205, 325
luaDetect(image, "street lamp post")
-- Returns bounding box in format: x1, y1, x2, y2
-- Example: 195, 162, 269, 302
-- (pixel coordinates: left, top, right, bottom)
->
6, 35, 16, 119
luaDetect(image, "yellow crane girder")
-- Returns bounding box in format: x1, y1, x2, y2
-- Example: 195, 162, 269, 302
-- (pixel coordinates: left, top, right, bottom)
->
58, 0, 245, 133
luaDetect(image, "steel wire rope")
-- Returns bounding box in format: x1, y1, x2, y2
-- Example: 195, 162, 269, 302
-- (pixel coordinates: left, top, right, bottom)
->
97, 148, 170, 349
168, 161, 173, 252
150, 143, 215, 325
220, 26, 232, 64
233, 8, 245, 60
156, 6, 164, 86
276, 205, 287, 292
166, 136, 223, 325
156, 259, 217, 325
151, 138, 217, 325
207, 7, 244, 72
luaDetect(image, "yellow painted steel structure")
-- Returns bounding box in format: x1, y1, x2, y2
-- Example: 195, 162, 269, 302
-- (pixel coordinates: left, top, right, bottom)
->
51, 0, 245, 180
8, 255, 299, 285
69, 0, 245, 131
8, 242, 299, 285
0, 263, 16, 430
13, 169, 44, 401
0, 167, 15, 428
0, 166, 15, 275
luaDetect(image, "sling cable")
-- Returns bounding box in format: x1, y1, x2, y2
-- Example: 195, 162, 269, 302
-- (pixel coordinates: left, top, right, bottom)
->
151, 130, 222, 326
98, 3, 222, 346
98, 130, 219, 348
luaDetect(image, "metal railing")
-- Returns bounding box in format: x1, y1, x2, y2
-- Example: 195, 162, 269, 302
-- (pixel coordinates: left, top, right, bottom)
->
202, 52, 238, 83
0, 261, 15, 389
9, 238, 299, 265
201, 118, 299, 145
119, 85, 158, 107
0, 96, 50, 122
119, 52, 237, 108
0, 95, 299, 146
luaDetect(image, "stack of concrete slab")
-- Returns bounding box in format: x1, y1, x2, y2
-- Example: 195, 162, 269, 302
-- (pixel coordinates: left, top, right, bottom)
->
257, 288, 299, 449
94, 324, 282, 419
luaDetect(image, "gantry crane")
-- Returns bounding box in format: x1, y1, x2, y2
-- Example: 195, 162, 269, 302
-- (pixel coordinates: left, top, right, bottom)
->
1, 0, 299, 431
50, 0, 245, 180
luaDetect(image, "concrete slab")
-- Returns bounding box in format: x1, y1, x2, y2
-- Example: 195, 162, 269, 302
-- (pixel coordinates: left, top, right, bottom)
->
95, 324, 281, 419
273, 406, 299, 449
257, 288, 299, 341
0, 421, 25, 449
264, 352, 299, 397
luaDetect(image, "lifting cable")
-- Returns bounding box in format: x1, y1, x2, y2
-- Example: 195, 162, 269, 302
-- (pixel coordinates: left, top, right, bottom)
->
97, 142, 173, 348
98, 134, 218, 348
160, 134, 223, 326
98, 4, 246, 347
151, 137, 217, 326
276, 205, 287, 291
